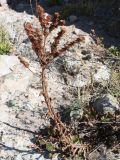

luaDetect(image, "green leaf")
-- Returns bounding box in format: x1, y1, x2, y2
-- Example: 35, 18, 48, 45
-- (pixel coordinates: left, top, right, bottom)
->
46, 143, 55, 151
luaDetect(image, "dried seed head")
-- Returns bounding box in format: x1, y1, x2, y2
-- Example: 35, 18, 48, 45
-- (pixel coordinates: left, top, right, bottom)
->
24, 22, 44, 58
36, 5, 48, 36
36, 5, 45, 18
51, 27, 66, 53
49, 12, 61, 31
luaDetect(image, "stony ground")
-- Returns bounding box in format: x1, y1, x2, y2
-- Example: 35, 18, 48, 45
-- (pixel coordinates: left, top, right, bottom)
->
0, 2, 119, 160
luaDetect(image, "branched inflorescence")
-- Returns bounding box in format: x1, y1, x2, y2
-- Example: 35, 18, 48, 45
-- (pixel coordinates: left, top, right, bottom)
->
24, 4, 87, 158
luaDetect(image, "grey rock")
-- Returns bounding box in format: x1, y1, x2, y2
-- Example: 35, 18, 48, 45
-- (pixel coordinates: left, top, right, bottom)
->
70, 109, 83, 120
62, 54, 110, 87
94, 65, 110, 82
0, 0, 8, 7
70, 99, 83, 120
16, 155, 23, 160
0, 8, 38, 60
82, 54, 91, 60
0, 55, 47, 159
0, 55, 20, 77
1, 58, 39, 100
106, 151, 120, 160
63, 57, 80, 76
92, 94, 119, 114
88, 144, 107, 160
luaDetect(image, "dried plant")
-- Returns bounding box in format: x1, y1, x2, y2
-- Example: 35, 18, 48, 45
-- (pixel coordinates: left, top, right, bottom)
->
24, 4, 87, 158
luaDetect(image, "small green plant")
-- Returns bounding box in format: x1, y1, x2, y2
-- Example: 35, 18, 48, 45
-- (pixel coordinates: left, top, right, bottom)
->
0, 26, 12, 55
108, 46, 120, 57
0, 42, 12, 55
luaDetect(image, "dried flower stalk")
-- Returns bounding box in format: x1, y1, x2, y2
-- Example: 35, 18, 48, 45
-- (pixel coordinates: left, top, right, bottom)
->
24, 4, 87, 157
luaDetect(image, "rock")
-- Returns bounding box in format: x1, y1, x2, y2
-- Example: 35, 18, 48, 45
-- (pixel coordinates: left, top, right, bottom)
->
63, 56, 80, 76
106, 151, 120, 160
94, 65, 110, 82
0, 57, 33, 94
62, 53, 110, 87
82, 54, 91, 60
0, 54, 72, 159
68, 15, 78, 23
0, 0, 8, 7
0, 55, 48, 159
70, 99, 83, 120
89, 144, 120, 160
0, 55, 19, 77
92, 94, 119, 114
0, 8, 38, 60
88, 144, 107, 160
16, 154, 23, 160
